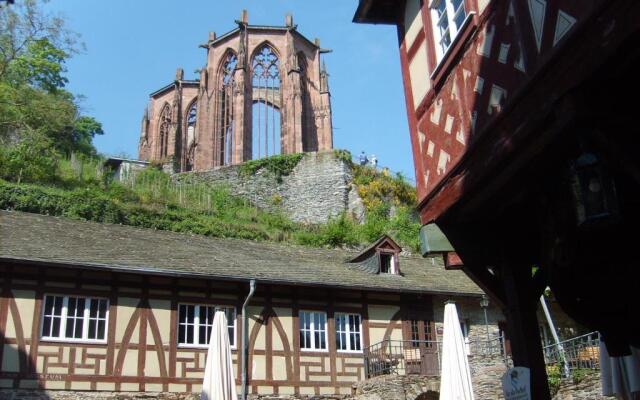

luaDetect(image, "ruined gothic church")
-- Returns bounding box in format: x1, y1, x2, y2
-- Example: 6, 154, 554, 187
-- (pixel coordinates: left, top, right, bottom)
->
138, 11, 334, 172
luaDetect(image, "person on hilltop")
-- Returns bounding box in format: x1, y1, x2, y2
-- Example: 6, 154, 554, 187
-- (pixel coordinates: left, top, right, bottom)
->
358, 151, 368, 166
370, 154, 378, 168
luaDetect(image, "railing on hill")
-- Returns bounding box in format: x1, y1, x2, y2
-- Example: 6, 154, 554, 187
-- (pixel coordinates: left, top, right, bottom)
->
364, 336, 508, 378
543, 331, 600, 378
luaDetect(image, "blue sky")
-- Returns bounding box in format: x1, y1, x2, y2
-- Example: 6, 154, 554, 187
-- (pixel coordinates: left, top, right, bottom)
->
44, 0, 414, 182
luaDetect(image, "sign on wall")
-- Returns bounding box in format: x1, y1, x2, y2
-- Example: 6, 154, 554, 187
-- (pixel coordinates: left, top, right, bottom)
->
502, 366, 531, 400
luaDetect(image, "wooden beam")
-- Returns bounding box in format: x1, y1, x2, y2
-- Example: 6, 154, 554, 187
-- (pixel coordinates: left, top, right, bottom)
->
502, 263, 550, 400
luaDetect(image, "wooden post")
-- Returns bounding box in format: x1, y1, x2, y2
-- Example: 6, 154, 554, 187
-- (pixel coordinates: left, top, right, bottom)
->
503, 263, 551, 400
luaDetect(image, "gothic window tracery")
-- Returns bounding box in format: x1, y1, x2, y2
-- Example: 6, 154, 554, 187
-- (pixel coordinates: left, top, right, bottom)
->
158, 104, 171, 158
251, 44, 281, 160
217, 51, 237, 166
185, 101, 197, 171
298, 53, 316, 152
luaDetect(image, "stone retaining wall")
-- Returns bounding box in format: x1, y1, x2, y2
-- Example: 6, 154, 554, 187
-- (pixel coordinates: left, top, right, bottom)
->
174, 151, 359, 224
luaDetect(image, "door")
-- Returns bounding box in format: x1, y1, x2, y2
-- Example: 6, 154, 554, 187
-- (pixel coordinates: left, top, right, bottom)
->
403, 312, 439, 376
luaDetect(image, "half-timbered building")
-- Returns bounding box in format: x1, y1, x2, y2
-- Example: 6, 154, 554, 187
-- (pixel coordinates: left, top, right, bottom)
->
0, 210, 509, 398
353, 0, 640, 397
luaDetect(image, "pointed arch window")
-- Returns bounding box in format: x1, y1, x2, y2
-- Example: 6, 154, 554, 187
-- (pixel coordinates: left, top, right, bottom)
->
298, 52, 316, 152
217, 51, 238, 166
158, 104, 171, 158
185, 101, 197, 171
251, 44, 281, 160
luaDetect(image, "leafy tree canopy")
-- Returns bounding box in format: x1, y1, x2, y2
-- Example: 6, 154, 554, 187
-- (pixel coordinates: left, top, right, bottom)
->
0, 0, 103, 158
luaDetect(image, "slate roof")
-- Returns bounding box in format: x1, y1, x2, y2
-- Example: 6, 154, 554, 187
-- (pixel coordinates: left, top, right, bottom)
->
0, 211, 482, 296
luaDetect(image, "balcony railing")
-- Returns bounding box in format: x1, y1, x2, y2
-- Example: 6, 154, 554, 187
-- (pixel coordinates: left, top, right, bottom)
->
365, 332, 602, 380
364, 336, 508, 378
543, 331, 600, 378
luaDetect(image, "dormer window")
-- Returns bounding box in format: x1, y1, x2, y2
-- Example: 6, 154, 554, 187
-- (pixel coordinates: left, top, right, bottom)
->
348, 235, 402, 275
380, 253, 393, 273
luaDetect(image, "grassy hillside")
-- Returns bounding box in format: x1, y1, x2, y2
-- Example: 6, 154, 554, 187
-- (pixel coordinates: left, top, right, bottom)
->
0, 152, 421, 252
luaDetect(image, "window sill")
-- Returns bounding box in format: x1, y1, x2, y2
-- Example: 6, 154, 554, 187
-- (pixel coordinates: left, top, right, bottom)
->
40, 337, 107, 345
430, 12, 477, 87
337, 349, 364, 355
178, 344, 237, 351
300, 348, 329, 354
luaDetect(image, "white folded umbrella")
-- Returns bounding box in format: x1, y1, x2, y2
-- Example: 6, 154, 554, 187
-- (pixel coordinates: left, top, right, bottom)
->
439, 301, 475, 400
600, 340, 640, 399
201, 309, 238, 400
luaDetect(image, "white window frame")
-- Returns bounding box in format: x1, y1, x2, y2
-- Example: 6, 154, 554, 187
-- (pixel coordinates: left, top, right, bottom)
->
335, 313, 363, 353
177, 304, 236, 349
299, 310, 328, 352
40, 294, 109, 344
429, 0, 468, 62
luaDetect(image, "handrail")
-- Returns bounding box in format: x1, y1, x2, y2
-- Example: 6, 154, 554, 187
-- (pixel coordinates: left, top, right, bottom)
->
542, 331, 600, 378
363, 336, 508, 378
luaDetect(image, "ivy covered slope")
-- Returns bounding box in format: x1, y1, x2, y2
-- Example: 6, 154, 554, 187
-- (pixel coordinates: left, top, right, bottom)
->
0, 153, 422, 252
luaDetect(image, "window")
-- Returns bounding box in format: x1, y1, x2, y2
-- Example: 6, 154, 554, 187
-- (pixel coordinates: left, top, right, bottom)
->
299, 311, 327, 351
41, 295, 108, 342
380, 252, 397, 274
251, 44, 281, 160
178, 304, 236, 347
217, 51, 238, 166
380, 253, 392, 273
430, 0, 467, 61
335, 313, 362, 352
158, 103, 172, 158
406, 317, 435, 348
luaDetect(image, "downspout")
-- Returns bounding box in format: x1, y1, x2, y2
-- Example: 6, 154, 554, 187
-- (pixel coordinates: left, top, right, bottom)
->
241, 279, 256, 400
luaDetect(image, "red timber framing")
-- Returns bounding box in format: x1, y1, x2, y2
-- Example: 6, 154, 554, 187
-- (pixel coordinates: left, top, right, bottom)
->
0, 262, 439, 395
355, 0, 640, 398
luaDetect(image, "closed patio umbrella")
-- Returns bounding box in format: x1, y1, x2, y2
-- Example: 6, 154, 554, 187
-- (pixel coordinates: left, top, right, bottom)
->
600, 340, 640, 399
201, 309, 238, 400
439, 301, 475, 400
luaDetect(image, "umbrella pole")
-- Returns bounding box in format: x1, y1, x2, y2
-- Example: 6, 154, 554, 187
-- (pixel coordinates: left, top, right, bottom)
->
540, 294, 571, 378
241, 280, 256, 400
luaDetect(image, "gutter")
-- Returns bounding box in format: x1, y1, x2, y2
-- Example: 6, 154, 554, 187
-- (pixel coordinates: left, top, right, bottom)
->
241, 279, 256, 400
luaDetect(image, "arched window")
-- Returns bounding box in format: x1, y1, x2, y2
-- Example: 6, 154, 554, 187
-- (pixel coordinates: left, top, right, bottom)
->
217, 51, 237, 166
158, 104, 171, 158
298, 52, 316, 152
251, 44, 281, 160
185, 101, 197, 171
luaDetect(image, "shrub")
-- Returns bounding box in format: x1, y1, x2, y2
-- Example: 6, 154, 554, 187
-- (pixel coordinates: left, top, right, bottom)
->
546, 364, 562, 397
0, 133, 59, 184
239, 153, 305, 181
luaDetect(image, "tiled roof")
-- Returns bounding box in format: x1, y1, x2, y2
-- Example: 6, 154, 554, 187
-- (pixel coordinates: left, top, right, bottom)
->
0, 211, 482, 296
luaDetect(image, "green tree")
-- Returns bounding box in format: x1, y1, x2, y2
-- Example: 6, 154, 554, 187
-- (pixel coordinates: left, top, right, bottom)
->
0, 0, 79, 86
0, 0, 103, 162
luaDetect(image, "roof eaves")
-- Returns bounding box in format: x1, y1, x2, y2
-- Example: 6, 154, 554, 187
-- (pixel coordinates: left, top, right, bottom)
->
208, 27, 240, 47
149, 82, 176, 97
0, 256, 482, 297
352, 0, 401, 25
